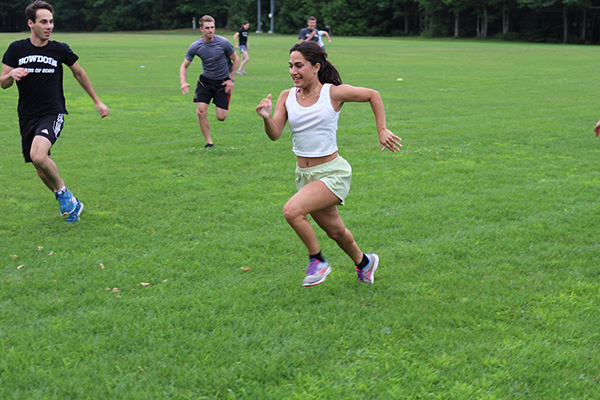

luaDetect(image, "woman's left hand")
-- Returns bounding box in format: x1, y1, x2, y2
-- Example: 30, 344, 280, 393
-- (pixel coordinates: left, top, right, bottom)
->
379, 129, 402, 152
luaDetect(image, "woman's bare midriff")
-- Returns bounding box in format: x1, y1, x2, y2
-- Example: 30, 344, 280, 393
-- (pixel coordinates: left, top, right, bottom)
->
297, 152, 338, 168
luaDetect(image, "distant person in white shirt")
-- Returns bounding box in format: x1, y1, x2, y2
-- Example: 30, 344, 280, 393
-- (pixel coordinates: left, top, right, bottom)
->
316, 27, 331, 50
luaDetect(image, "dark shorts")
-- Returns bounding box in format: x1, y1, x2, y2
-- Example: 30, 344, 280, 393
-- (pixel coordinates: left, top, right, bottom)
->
19, 114, 65, 163
194, 74, 231, 110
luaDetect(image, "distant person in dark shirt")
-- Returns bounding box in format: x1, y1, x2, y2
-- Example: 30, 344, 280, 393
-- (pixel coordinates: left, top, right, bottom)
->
233, 21, 250, 75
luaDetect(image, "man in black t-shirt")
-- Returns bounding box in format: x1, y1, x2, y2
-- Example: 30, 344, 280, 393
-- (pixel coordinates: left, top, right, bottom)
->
233, 21, 250, 75
1, 1, 110, 223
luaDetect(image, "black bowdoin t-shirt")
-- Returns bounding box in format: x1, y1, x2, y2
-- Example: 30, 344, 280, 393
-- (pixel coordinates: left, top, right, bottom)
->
2, 38, 79, 119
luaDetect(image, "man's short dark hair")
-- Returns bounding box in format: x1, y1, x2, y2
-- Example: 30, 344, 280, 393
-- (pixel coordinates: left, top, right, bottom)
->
26, 1, 54, 22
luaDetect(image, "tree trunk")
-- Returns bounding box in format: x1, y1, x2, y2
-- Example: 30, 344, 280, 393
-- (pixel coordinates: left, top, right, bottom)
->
482, 5, 488, 39
591, 9, 597, 43
563, 5, 568, 43
581, 9, 586, 40
502, 0, 509, 34
405, 3, 410, 35
454, 12, 460, 38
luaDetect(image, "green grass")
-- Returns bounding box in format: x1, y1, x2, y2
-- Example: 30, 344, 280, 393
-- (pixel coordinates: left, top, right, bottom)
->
1, 32, 600, 399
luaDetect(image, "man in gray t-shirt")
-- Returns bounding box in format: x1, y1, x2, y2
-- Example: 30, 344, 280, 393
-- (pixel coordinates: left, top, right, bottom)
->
299, 16, 319, 43
179, 15, 239, 148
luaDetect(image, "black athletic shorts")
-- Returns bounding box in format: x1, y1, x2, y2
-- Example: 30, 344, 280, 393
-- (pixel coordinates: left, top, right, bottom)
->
19, 114, 64, 163
194, 74, 231, 110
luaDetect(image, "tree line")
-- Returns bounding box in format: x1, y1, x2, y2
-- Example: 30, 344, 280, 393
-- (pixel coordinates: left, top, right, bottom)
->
1, 0, 600, 44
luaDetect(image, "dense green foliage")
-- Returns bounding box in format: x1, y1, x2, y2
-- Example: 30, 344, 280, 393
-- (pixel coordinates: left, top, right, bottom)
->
1, 32, 600, 398
1, 0, 600, 43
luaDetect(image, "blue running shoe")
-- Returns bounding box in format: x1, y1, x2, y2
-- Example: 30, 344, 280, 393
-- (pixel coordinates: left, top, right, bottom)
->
356, 253, 379, 284
66, 199, 83, 223
55, 189, 77, 216
302, 258, 331, 287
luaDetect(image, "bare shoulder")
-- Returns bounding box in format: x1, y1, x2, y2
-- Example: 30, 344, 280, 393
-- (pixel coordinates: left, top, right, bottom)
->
277, 88, 292, 102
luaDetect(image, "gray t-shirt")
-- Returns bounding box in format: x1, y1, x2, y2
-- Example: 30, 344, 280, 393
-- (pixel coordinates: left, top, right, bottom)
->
298, 28, 319, 42
185, 35, 235, 80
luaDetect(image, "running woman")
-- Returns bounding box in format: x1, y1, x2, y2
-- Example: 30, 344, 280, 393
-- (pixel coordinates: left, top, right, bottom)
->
256, 42, 401, 286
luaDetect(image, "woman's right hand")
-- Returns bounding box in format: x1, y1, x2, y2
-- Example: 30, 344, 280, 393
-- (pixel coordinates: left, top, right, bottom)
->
256, 94, 272, 119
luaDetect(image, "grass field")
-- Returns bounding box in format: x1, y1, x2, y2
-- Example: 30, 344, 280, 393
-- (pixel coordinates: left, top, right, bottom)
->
1, 31, 600, 399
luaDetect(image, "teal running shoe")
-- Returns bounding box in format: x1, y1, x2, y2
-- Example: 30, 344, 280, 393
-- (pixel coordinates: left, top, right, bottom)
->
55, 189, 77, 216
66, 199, 83, 223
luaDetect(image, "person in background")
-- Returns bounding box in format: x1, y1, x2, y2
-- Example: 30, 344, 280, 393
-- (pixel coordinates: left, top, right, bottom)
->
180, 15, 239, 148
316, 27, 332, 50
233, 21, 250, 75
1, 0, 110, 223
298, 16, 319, 43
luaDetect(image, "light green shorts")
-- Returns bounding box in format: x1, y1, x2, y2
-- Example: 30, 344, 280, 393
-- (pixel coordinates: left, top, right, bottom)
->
295, 155, 352, 205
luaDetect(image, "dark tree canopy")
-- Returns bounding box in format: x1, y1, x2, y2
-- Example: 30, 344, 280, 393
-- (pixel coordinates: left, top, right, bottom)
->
1, 0, 600, 44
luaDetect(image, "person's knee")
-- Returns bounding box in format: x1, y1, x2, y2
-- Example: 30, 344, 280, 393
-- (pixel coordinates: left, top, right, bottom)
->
29, 148, 48, 167
283, 201, 302, 224
216, 110, 228, 121
282, 202, 294, 222
325, 225, 347, 242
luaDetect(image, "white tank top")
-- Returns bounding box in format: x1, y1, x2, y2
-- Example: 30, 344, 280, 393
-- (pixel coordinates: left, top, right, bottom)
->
286, 83, 340, 157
